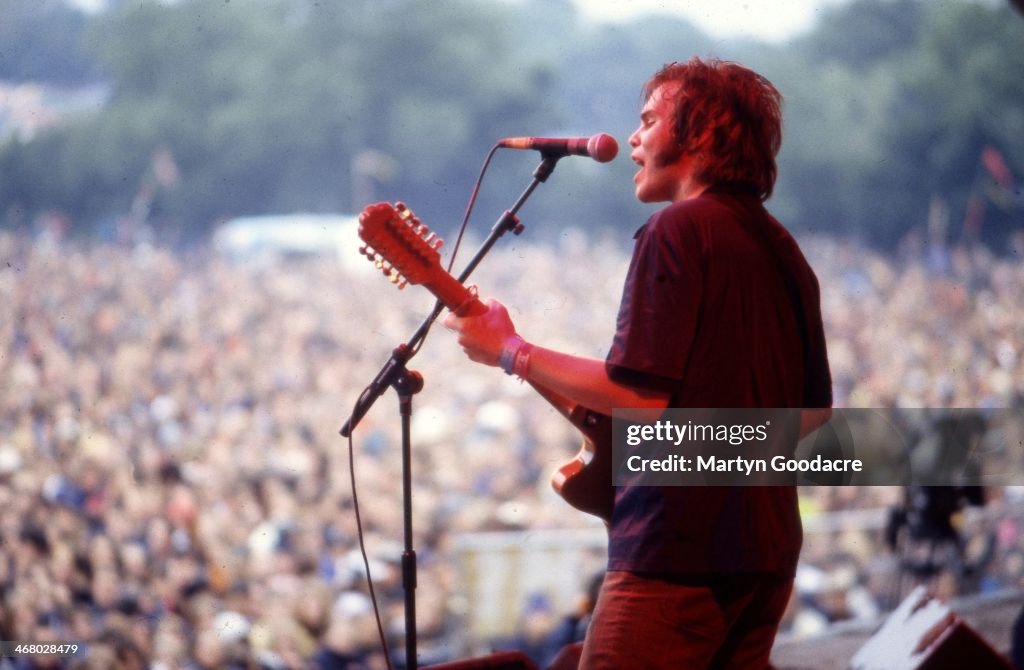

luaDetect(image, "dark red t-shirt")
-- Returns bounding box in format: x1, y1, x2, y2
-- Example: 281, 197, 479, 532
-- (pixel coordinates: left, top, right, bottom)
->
605, 187, 832, 576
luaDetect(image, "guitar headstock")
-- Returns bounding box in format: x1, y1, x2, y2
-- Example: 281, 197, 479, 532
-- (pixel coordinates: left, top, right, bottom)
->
357, 201, 444, 289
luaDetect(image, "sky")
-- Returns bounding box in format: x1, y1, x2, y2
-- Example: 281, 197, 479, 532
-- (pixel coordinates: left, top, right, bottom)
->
572, 0, 851, 42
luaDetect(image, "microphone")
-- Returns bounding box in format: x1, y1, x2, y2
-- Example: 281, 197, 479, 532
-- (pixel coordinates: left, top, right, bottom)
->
498, 133, 618, 163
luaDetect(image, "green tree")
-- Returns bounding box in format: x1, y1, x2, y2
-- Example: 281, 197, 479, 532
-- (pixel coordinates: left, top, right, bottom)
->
865, 1, 1024, 248
795, 0, 926, 71
3, 0, 1022, 250
1, 0, 567, 241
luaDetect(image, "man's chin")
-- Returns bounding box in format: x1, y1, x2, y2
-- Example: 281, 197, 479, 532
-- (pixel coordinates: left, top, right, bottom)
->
635, 188, 660, 204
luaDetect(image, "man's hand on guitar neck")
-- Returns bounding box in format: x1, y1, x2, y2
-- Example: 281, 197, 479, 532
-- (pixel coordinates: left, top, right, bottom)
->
443, 298, 670, 419
443, 297, 515, 367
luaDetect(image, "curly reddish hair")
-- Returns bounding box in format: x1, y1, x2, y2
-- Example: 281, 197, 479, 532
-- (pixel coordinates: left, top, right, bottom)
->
644, 58, 783, 201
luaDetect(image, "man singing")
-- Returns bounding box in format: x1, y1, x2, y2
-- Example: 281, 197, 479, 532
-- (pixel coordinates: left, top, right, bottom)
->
445, 58, 832, 669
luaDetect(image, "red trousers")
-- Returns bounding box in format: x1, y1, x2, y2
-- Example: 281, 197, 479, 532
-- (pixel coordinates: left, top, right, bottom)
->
578, 570, 792, 669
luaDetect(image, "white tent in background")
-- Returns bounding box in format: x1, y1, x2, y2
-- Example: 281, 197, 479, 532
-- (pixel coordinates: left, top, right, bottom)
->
211, 213, 369, 272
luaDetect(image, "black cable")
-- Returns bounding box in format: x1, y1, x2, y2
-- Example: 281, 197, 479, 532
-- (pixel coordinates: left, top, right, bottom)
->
347, 423, 394, 670
445, 143, 500, 274
408, 142, 500, 357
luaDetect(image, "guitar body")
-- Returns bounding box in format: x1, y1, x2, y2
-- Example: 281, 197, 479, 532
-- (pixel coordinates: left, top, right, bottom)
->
552, 406, 614, 523
358, 201, 615, 523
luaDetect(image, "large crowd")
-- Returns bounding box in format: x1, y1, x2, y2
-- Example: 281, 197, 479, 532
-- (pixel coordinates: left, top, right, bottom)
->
1, 221, 1024, 669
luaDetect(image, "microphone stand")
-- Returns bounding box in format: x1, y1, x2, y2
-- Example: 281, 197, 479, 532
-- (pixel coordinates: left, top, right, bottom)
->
340, 154, 562, 669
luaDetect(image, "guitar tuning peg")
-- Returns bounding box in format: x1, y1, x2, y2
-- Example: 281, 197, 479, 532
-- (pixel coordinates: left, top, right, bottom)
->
389, 270, 402, 285
422, 231, 436, 245
397, 278, 408, 290
432, 238, 444, 250
395, 201, 407, 212
374, 258, 385, 270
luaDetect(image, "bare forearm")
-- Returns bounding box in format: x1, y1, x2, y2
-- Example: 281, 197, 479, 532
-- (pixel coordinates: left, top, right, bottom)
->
522, 344, 669, 416
527, 343, 832, 432
442, 298, 668, 416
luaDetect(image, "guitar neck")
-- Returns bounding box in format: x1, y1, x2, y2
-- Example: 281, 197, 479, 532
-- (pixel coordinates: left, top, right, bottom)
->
427, 269, 482, 316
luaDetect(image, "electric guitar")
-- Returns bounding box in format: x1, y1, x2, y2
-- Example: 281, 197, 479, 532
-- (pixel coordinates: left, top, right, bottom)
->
357, 201, 614, 522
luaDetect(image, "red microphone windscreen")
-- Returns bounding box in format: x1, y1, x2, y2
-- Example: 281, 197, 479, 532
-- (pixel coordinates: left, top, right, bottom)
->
587, 133, 619, 163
